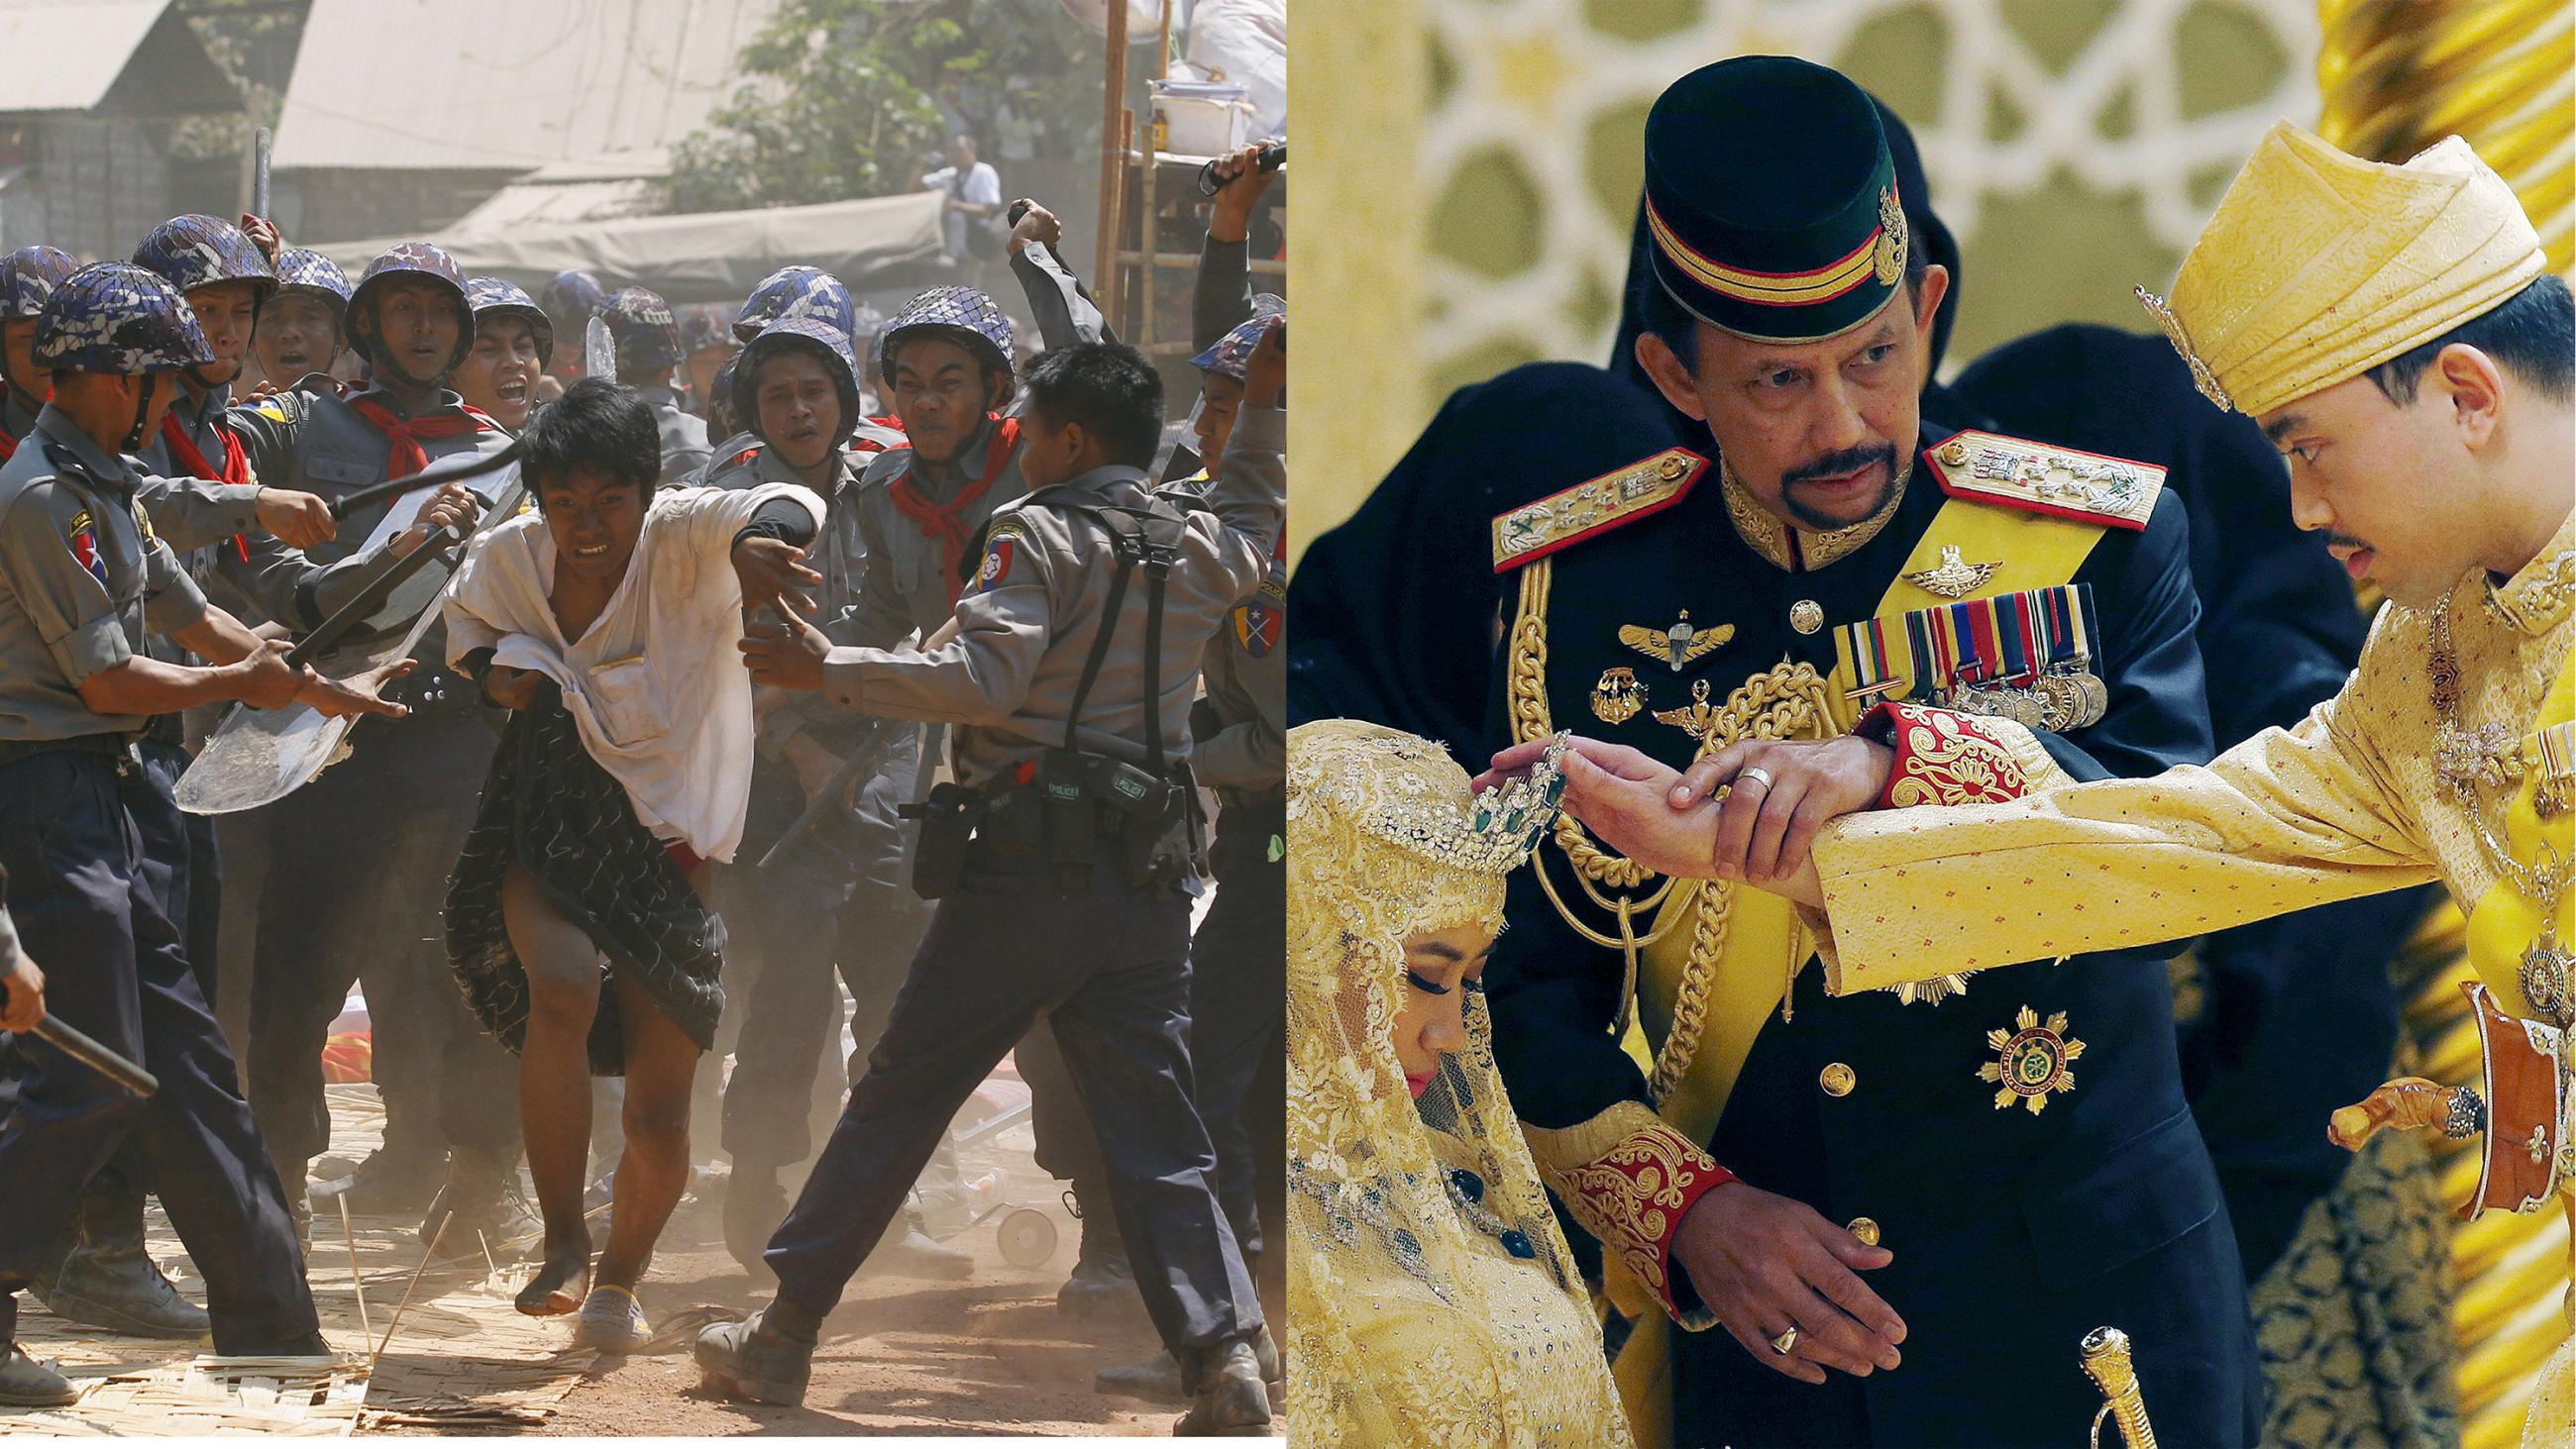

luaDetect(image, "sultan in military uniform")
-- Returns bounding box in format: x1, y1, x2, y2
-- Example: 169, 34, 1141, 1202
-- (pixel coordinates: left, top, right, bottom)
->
1478, 57, 2252, 1448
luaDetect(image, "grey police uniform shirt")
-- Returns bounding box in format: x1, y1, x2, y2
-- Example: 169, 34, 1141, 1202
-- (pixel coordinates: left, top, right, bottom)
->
637, 384, 712, 486
1178, 475, 1284, 800
844, 420, 1032, 649
133, 380, 264, 555
0, 405, 211, 741
0, 388, 37, 446
820, 404, 1285, 788
700, 442, 882, 751
221, 382, 512, 637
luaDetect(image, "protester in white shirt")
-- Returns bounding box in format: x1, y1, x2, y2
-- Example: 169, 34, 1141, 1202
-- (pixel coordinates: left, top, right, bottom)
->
440, 378, 824, 1352
920, 134, 1006, 263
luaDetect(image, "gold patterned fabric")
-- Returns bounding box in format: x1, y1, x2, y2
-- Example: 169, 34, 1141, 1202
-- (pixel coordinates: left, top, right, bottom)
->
1286, 720, 1632, 1448
2142, 122, 2547, 419
1809, 510, 2575, 1001
2255, 1129, 2461, 1449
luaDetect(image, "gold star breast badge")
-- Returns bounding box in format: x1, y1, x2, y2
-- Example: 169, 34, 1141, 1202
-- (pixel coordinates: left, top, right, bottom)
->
1619, 611, 1734, 673
1980, 1005, 2085, 1113
1903, 545, 2000, 600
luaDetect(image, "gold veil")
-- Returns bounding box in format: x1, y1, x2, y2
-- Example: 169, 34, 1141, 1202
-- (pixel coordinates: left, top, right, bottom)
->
1285, 720, 1634, 1447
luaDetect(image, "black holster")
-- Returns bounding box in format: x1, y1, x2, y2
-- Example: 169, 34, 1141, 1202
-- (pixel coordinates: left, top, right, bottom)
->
898, 781, 987, 900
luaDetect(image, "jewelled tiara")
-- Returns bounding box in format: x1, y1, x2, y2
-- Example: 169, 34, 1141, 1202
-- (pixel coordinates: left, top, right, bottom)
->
1361, 734, 1570, 876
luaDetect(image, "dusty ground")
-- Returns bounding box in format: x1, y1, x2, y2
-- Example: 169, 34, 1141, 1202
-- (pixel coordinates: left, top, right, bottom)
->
9, 1081, 1282, 1437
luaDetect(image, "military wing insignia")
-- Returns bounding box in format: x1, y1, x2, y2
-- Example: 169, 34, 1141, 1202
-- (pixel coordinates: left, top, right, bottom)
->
1902, 545, 1998, 599
1924, 430, 2163, 532
1652, 676, 1721, 740
1619, 610, 1734, 672
1492, 448, 1707, 571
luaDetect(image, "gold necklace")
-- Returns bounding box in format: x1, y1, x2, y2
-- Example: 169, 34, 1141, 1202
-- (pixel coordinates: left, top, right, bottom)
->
2430, 590, 2575, 1025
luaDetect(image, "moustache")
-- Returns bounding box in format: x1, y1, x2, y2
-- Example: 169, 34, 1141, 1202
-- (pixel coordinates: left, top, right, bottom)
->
1782, 443, 1896, 489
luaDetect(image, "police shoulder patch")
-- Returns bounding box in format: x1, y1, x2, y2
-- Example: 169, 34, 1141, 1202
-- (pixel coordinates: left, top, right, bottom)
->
1922, 430, 2163, 532
974, 516, 1033, 593
1491, 448, 1707, 572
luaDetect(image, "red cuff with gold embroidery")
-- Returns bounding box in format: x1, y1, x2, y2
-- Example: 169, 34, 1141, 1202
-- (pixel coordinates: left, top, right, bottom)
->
1857, 700, 2036, 808
1528, 1103, 1735, 1326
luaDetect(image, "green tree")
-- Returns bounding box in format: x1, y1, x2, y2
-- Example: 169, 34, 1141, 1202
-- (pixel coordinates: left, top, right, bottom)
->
668, 0, 1109, 213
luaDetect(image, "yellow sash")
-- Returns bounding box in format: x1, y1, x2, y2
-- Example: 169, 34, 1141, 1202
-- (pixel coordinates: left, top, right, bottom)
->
1602, 496, 2110, 1447
2462, 648, 2575, 1016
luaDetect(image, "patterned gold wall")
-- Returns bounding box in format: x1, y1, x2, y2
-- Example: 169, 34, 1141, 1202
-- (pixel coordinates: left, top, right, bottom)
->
1292, 0, 2325, 561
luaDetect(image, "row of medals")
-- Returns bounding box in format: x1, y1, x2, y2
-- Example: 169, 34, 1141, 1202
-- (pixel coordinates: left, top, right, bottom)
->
1592, 661, 2106, 736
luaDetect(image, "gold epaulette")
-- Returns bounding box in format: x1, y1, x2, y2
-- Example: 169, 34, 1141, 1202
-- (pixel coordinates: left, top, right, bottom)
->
1491, 448, 1707, 572
1923, 429, 2164, 532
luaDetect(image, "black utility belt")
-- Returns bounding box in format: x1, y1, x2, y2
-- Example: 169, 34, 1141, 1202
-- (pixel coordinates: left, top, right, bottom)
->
902, 750, 1194, 898
0, 732, 138, 772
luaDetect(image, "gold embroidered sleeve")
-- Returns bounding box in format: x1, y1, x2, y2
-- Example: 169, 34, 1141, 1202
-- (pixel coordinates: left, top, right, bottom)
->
1522, 1100, 1733, 1329
1809, 675, 2439, 995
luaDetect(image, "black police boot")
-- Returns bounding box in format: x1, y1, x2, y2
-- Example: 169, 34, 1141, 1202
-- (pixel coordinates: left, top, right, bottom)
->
694, 1305, 816, 1406
309, 1146, 445, 1217
1172, 1338, 1273, 1436
1101, 1325, 1282, 1407
417, 1149, 541, 1262
28, 1180, 209, 1341
0, 1342, 76, 1408
1055, 1181, 1139, 1320
723, 1164, 789, 1279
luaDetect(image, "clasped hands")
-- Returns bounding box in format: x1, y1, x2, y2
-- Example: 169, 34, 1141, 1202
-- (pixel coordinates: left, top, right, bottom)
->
1476, 733, 1897, 906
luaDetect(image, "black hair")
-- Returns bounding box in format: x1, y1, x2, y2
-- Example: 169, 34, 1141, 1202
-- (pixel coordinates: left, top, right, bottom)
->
1020, 340, 1163, 467
1639, 244, 1931, 372
2366, 273, 2573, 407
520, 376, 662, 500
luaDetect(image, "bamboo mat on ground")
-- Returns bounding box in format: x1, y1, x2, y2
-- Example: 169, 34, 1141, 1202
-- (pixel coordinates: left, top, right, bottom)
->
2, 1085, 599, 1435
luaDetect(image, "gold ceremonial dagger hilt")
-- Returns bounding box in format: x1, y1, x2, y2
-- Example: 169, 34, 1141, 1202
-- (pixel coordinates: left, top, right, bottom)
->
2081, 1327, 2157, 1449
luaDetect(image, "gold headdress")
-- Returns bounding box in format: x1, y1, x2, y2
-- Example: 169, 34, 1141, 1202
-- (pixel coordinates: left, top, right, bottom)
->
1284, 722, 1630, 1447
2137, 121, 2546, 418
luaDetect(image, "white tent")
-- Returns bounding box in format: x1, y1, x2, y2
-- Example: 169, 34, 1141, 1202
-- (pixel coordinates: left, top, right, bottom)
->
318, 191, 953, 304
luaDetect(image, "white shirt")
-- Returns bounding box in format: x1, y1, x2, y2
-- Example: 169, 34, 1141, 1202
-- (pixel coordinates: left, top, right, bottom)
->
922, 160, 1003, 214
444, 483, 826, 862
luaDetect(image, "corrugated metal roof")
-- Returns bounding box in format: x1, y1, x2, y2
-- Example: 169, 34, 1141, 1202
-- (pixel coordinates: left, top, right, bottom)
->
0, 0, 184, 114
272, 0, 779, 171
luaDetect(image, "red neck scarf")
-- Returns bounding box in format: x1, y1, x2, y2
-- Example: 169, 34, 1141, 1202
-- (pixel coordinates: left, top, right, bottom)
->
159, 410, 256, 558
0, 428, 15, 464
346, 394, 486, 479
890, 415, 1019, 607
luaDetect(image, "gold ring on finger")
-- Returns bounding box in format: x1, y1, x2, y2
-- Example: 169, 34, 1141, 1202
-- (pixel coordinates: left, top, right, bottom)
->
1769, 1324, 1799, 1355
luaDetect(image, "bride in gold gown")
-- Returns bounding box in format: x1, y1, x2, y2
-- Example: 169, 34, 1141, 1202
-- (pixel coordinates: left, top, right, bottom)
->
1286, 720, 1632, 1447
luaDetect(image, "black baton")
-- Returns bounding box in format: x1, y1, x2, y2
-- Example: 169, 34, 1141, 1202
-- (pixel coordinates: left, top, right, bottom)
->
327, 439, 524, 522
283, 520, 466, 670
28, 1018, 159, 1098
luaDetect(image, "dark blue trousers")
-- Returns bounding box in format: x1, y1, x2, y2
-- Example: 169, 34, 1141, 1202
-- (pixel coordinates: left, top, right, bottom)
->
1188, 800, 1282, 1268
0, 750, 316, 1352
764, 848, 1261, 1356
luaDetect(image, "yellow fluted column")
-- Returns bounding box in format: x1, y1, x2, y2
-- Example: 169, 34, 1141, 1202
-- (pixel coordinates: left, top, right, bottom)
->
2317, 0, 2575, 272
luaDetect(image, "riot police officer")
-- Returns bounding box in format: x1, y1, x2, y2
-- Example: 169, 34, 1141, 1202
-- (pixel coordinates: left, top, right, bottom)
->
701, 332, 1286, 1435
601, 285, 711, 483
0, 263, 402, 1406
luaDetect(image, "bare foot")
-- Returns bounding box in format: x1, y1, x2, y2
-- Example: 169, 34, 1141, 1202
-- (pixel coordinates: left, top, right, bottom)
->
516, 1233, 591, 1316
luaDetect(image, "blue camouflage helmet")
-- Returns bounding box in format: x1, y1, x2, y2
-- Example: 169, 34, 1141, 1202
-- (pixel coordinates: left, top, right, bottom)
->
678, 301, 733, 357
467, 276, 555, 369
131, 214, 276, 304
0, 246, 80, 320
271, 247, 354, 309
541, 268, 609, 337
34, 262, 216, 374
734, 317, 861, 450
875, 285, 1014, 390
706, 350, 742, 436
1191, 295, 1286, 381
348, 241, 473, 376
733, 265, 855, 344
604, 285, 684, 372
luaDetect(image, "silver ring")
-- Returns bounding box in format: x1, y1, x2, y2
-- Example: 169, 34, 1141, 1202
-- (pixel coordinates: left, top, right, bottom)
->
1770, 1324, 1799, 1355
1738, 767, 1776, 793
